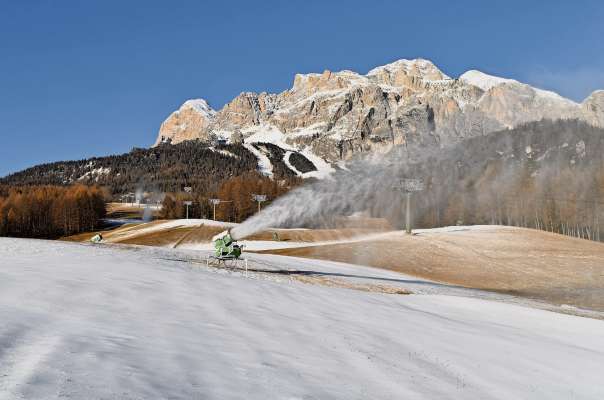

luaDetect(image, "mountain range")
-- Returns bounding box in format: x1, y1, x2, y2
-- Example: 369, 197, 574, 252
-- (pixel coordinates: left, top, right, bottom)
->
154, 58, 604, 164
3, 58, 604, 199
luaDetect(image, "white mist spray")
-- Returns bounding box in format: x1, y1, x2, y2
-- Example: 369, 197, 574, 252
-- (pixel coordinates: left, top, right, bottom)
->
230, 148, 421, 240
135, 188, 144, 204
142, 205, 153, 222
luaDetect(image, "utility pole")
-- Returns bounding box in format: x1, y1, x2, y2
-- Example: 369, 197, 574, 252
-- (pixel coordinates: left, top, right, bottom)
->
184, 201, 192, 219
183, 187, 193, 220
209, 199, 221, 221
208, 199, 233, 221
251, 194, 267, 214
595, 201, 600, 242
393, 178, 425, 234
405, 192, 412, 233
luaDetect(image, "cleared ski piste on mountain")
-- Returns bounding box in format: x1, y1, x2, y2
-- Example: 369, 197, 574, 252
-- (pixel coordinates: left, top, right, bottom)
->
1, 238, 604, 399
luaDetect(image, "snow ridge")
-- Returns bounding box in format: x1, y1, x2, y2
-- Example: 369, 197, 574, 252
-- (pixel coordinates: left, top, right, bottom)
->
459, 70, 516, 91
181, 99, 216, 117
460, 70, 578, 105
367, 58, 451, 80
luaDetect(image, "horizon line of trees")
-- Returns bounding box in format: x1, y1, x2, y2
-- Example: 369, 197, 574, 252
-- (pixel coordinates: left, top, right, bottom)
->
416, 186, 604, 242
401, 120, 604, 242
0, 185, 106, 239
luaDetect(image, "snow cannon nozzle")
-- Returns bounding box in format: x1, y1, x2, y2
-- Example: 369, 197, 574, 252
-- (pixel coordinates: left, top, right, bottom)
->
211, 230, 229, 243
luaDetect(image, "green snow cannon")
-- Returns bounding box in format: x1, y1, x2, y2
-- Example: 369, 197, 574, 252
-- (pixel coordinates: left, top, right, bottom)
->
214, 232, 242, 259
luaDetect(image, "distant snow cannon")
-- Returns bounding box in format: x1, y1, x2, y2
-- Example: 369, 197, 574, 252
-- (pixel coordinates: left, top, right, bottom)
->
212, 230, 242, 260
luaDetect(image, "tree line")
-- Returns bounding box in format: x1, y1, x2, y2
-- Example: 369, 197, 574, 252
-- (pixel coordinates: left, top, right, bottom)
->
0, 185, 106, 238
416, 166, 604, 242
396, 119, 604, 242
160, 171, 300, 222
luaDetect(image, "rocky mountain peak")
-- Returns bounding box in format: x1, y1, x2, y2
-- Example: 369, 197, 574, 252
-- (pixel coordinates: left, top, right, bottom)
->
153, 58, 604, 168
367, 58, 450, 87
154, 98, 216, 146
292, 69, 367, 95
582, 90, 604, 127
583, 89, 604, 105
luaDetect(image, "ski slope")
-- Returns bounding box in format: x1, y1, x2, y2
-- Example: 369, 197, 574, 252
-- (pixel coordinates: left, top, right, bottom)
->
1, 238, 603, 399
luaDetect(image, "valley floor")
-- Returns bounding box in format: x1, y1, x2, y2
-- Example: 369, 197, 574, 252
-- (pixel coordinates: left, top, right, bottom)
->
1, 238, 603, 399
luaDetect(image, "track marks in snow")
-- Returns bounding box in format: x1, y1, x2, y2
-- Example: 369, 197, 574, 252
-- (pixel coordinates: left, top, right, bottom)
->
2, 239, 604, 399
0, 328, 60, 400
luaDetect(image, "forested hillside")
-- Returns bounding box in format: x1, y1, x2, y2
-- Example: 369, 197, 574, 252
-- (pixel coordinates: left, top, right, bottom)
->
0, 140, 318, 199
399, 119, 604, 240
0, 141, 261, 196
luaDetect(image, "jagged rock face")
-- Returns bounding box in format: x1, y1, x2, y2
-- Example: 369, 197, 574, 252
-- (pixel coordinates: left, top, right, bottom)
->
153, 59, 604, 163
473, 82, 580, 127
582, 91, 604, 127
367, 58, 450, 88
213, 92, 278, 130
154, 100, 215, 146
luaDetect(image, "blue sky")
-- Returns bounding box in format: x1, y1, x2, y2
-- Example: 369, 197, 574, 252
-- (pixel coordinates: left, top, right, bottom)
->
1, 0, 603, 177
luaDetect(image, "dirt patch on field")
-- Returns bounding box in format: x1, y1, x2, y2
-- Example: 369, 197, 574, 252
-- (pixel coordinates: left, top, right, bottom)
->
294, 275, 412, 295
260, 227, 604, 312
106, 203, 157, 220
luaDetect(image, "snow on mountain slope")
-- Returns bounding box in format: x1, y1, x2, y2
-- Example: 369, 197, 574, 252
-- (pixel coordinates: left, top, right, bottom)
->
1, 238, 603, 399
242, 124, 335, 179
459, 69, 516, 91
243, 143, 274, 177
182, 99, 217, 116
367, 58, 451, 81
460, 69, 578, 105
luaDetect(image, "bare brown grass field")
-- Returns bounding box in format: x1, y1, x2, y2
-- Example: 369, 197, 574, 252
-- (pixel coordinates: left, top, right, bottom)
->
260, 226, 604, 312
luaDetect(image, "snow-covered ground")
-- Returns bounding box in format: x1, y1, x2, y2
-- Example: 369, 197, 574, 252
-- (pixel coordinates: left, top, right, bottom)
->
243, 124, 335, 179
103, 219, 235, 243
1, 238, 603, 399
243, 143, 274, 177
139, 218, 235, 231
